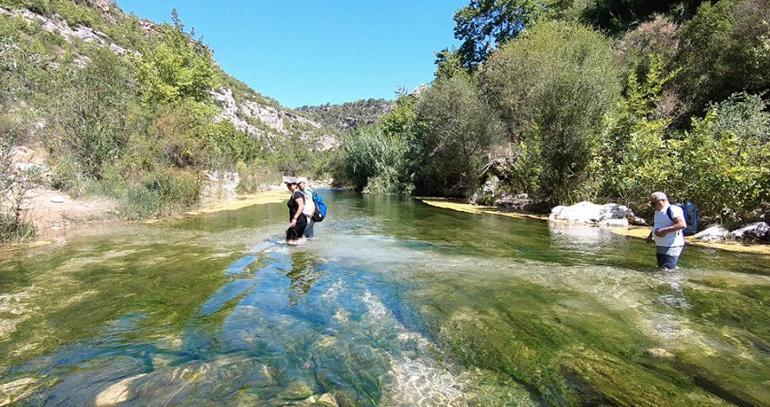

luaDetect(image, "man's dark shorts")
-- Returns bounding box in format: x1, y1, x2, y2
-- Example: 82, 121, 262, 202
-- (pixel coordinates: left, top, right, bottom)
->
656, 245, 684, 269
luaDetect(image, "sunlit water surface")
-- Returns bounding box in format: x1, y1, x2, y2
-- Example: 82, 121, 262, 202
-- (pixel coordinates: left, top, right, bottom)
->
1, 192, 769, 406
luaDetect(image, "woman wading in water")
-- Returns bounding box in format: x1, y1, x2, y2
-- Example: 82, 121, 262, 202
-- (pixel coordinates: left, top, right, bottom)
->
285, 177, 307, 245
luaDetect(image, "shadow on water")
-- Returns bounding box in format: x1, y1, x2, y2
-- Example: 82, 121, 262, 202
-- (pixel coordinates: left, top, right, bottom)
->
0, 190, 769, 405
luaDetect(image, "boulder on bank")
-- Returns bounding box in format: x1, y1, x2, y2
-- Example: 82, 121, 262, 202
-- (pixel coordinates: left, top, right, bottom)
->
693, 225, 730, 242
549, 201, 637, 228
729, 222, 769, 242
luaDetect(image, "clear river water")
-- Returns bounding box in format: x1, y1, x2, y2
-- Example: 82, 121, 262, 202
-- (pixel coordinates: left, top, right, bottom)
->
1, 191, 769, 406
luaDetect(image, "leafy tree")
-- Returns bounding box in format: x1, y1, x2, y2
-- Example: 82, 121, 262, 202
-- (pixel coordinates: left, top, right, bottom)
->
136, 9, 220, 103
581, 0, 706, 34
453, 0, 571, 67
676, 0, 770, 117
480, 21, 620, 204
379, 90, 417, 138
434, 48, 467, 80
412, 74, 505, 197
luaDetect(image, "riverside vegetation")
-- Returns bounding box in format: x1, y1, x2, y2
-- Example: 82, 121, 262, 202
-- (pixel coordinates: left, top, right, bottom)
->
333, 0, 770, 230
0, 0, 338, 241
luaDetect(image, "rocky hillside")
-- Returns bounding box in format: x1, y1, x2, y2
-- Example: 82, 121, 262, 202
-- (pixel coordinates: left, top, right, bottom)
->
0, 0, 339, 233
297, 98, 392, 132
1, 0, 336, 151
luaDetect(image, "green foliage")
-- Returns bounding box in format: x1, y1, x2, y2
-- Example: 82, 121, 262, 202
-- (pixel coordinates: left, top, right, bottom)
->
601, 53, 677, 213
413, 74, 505, 197
676, 0, 770, 116
339, 126, 410, 194
118, 168, 201, 220
481, 21, 620, 204
0, 123, 36, 242
675, 94, 770, 226
136, 10, 220, 103
45, 47, 137, 179
379, 91, 417, 138
433, 48, 466, 80
580, 0, 706, 34
453, 0, 572, 67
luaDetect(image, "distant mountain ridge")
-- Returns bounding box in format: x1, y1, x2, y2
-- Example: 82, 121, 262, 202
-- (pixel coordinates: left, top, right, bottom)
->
297, 98, 393, 132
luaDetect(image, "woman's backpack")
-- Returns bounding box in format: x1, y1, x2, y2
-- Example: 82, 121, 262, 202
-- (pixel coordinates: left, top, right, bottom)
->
302, 189, 316, 217
311, 191, 327, 222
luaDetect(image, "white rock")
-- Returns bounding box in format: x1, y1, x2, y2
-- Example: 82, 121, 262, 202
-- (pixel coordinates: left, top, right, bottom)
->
693, 225, 729, 242
50, 196, 65, 204
549, 201, 634, 226
729, 222, 770, 241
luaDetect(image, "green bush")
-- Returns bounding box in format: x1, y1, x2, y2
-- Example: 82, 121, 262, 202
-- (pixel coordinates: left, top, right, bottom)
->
601, 54, 677, 214
481, 20, 621, 204
119, 169, 201, 220
339, 126, 410, 194
0, 127, 36, 242
674, 93, 770, 226
136, 11, 220, 103
44, 47, 137, 179
412, 73, 505, 197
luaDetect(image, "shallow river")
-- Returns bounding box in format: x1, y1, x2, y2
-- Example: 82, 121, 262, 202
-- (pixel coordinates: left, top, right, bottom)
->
1, 192, 769, 406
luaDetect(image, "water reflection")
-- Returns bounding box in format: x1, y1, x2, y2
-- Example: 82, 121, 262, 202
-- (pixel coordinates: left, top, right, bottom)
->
285, 250, 322, 306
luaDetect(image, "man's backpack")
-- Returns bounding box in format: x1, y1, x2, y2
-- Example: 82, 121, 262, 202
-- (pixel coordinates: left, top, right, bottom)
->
311, 190, 327, 222
667, 201, 699, 236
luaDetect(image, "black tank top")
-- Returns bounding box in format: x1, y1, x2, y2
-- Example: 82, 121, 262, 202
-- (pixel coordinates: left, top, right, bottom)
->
287, 190, 305, 221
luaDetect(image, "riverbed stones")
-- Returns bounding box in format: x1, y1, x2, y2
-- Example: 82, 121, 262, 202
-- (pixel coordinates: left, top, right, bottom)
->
279, 382, 314, 401
315, 392, 339, 406
95, 374, 145, 406
645, 348, 675, 359
549, 201, 633, 227
0, 377, 37, 406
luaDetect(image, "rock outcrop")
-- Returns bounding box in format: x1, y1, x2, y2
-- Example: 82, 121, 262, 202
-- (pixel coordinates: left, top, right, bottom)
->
729, 222, 769, 242
693, 225, 730, 242
210, 87, 335, 151
0, 6, 131, 55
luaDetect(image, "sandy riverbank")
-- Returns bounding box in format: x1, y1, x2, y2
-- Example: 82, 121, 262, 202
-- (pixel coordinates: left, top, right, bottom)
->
418, 198, 770, 256
7, 187, 291, 249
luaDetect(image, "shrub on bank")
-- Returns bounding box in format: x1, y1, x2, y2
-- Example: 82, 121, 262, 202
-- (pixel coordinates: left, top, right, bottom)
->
674, 94, 770, 227
118, 169, 201, 220
480, 21, 621, 205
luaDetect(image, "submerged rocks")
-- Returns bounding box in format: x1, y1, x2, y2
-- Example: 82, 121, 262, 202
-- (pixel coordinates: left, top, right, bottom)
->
549, 201, 633, 227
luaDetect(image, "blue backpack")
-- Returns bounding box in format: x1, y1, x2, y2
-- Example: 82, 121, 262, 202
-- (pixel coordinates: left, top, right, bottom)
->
667, 201, 699, 236
311, 190, 327, 222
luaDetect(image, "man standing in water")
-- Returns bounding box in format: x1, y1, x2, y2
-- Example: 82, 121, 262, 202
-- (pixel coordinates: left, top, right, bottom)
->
298, 177, 316, 239
646, 191, 687, 269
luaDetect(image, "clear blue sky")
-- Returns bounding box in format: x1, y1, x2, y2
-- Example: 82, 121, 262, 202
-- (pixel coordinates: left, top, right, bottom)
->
117, 1, 466, 108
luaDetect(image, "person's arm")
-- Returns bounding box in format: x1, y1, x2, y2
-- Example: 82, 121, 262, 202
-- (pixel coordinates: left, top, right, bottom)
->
654, 214, 687, 236
646, 230, 654, 243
